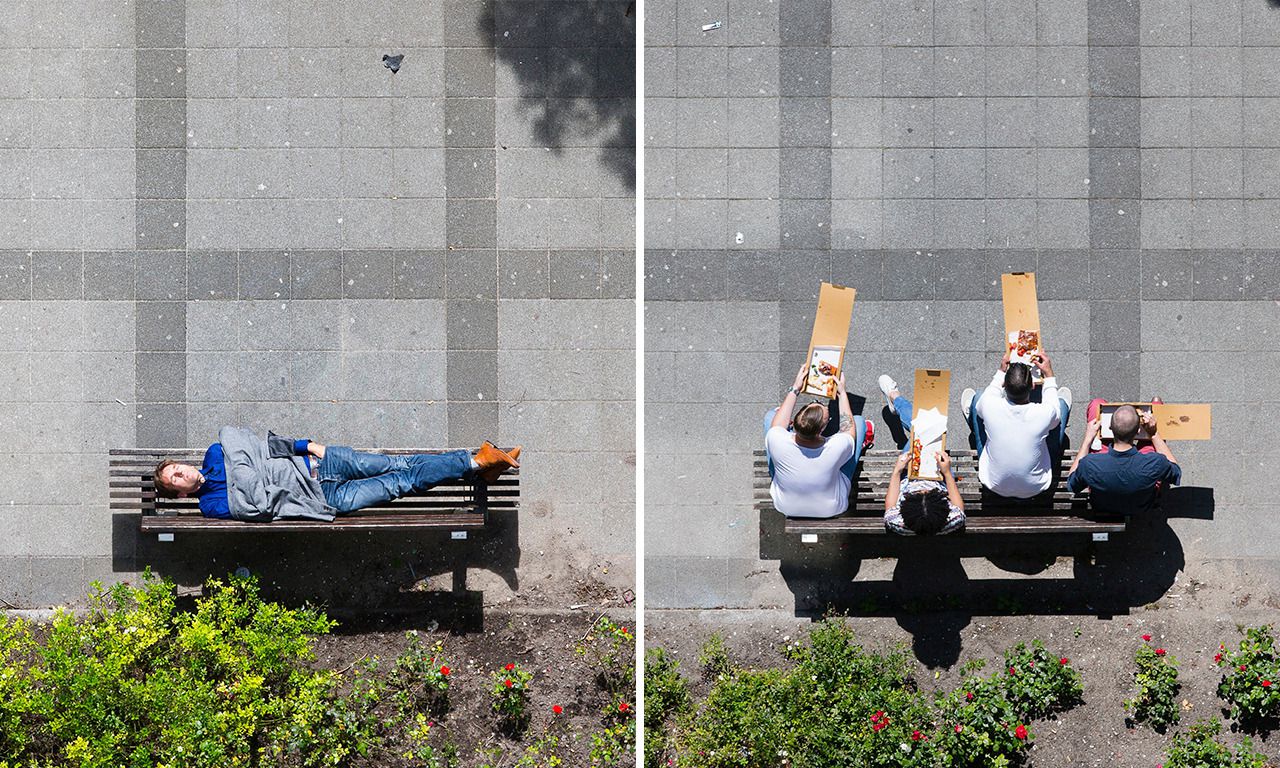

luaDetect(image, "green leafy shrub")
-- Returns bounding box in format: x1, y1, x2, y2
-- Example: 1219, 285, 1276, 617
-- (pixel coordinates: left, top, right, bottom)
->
576, 617, 635, 694
643, 647, 689, 768
1000, 640, 1084, 720
589, 698, 636, 767
0, 616, 39, 760
935, 664, 1033, 768
390, 630, 453, 717
491, 661, 535, 727
698, 632, 731, 682
1125, 642, 1180, 731
1216, 626, 1280, 726
1163, 719, 1269, 768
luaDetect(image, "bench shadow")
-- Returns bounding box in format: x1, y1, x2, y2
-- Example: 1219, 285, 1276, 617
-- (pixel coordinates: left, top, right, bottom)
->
760, 485, 1208, 668
482, 1, 636, 189
114, 509, 521, 634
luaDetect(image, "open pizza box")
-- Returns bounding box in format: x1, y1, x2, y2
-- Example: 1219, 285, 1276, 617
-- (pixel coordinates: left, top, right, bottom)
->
801, 282, 857, 399
1001, 272, 1044, 384
1098, 402, 1213, 442
908, 368, 951, 481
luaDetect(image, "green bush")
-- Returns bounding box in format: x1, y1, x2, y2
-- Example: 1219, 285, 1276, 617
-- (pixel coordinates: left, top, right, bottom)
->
642, 648, 689, 768
1125, 643, 1180, 731
0, 616, 39, 759
1216, 626, 1280, 726
390, 630, 453, 718
1163, 719, 1269, 768
1000, 640, 1083, 720
491, 661, 535, 727
698, 633, 731, 682
577, 617, 635, 695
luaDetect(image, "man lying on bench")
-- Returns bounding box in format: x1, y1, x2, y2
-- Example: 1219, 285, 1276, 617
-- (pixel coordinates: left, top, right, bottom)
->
153, 426, 521, 523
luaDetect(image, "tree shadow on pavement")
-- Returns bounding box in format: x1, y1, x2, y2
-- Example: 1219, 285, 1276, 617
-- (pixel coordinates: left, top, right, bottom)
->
482, 0, 636, 189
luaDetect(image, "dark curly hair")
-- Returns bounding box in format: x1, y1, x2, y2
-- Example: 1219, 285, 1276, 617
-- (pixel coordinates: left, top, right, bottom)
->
898, 489, 951, 535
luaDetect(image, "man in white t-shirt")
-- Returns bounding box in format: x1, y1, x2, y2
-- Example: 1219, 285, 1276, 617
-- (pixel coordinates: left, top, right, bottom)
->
764, 364, 872, 518
959, 348, 1072, 499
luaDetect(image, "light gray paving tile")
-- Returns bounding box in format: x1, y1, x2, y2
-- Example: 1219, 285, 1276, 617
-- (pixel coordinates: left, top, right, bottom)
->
1243, 97, 1280, 147
1036, 148, 1088, 198
933, 97, 985, 147
986, 46, 1037, 98
830, 46, 882, 97
934, 46, 984, 98
1243, 0, 1280, 44
1190, 0, 1242, 45
1245, 200, 1280, 248
1141, 0, 1191, 45
882, 98, 933, 148
1139, 200, 1192, 249
677, 46, 727, 98
727, 97, 780, 147
1140, 47, 1190, 97
985, 148, 1036, 198
1192, 148, 1243, 198
728, 199, 781, 250
1191, 200, 1244, 248
1141, 149, 1192, 198
987, 97, 1038, 147
987, 0, 1037, 44
728, 0, 780, 45
1191, 97, 1241, 145
1190, 46, 1243, 97
883, 46, 933, 98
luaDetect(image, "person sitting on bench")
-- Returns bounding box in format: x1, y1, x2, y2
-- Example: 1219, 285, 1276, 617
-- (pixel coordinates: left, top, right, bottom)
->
153, 426, 521, 523
877, 374, 965, 535
958, 348, 1072, 499
1081, 396, 1164, 454
764, 364, 873, 518
1066, 405, 1180, 514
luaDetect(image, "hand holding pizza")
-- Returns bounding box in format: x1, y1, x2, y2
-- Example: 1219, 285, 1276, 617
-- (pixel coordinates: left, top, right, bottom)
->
792, 362, 808, 391
1033, 348, 1055, 378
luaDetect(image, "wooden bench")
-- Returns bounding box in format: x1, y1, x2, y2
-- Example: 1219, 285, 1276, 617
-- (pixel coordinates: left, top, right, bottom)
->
753, 448, 1127, 540
109, 448, 519, 540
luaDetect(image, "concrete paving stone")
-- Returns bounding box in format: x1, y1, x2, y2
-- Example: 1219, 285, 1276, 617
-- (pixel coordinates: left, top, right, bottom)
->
447, 400, 495, 447
30, 251, 82, 300
935, 46, 984, 98
1141, 301, 1280, 351
26, 557, 87, 608
135, 252, 185, 301
1089, 300, 1141, 351
445, 199, 497, 249
338, 350, 448, 401
1088, 199, 1140, 249
1089, 148, 1142, 199
727, 47, 779, 97
337, 250, 392, 299
1190, 199, 1243, 248
446, 298, 498, 351
81, 301, 135, 352
1244, 200, 1280, 248
726, 148, 778, 199
1243, 149, 1280, 198
675, 198, 727, 249
83, 48, 135, 99
645, 199, 676, 248
136, 98, 186, 149
673, 147, 727, 199
29, 199, 84, 250
186, 302, 240, 351
236, 351, 289, 402
1243, 97, 1280, 147
134, 301, 184, 354
80, 351, 134, 402
646, 299, 778, 353
883, 46, 934, 99
1190, 0, 1242, 46
714, 251, 776, 300
1090, 47, 1141, 99
728, 199, 781, 250
284, 250, 340, 300
443, 148, 495, 199
549, 250, 604, 298
1140, 47, 1190, 97
136, 200, 186, 251
339, 147, 392, 199
1141, 0, 1190, 45
934, 199, 987, 248
136, 48, 185, 100
236, 0, 289, 48
136, 402, 186, 448
1244, 0, 1280, 45
1088, 0, 1140, 46
443, 98, 495, 148
186, 352, 239, 403
933, 149, 983, 198
879, 199, 930, 248
287, 48, 343, 98
1088, 349, 1141, 401
932, 97, 985, 147
726, 0, 779, 45
27, 351, 81, 402
1038, 46, 1089, 97
136, 149, 185, 201
521, 450, 635, 507
498, 199, 549, 249
497, 348, 631, 401
32, 99, 89, 149
647, 401, 775, 455
988, 97, 1043, 148
780, 147, 832, 199
285, 350, 341, 402
671, 97, 728, 148
830, 199, 882, 249
440, 251, 495, 300
1137, 98, 1187, 147
778, 0, 830, 46
387, 250, 447, 300
1191, 97, 1242, 146
1185, 250, 1245, 299
1191, 148, 1243, 199
828, 47, 881, 99
136, 351, 187, 403
985, 148, 1036, 199
600, 250, 634, 300
769, 252, 829, 300
445, 48, 496, 99
727, 97, 780, 147
676, 46, 727, 98
1088, 97, 1139, 148
779, 46, 831, 98
1138, 250, 1194, 300
877, 0, 930, 44
1140, 148, 1192, 198
1085, 249, 1141, 300
236, 250, 289, 300
1190, 46, 1243, 97
677, 0, 729, 47
780, 199, 830, 250
236, 301, 292, 351
882, 97, 934, 148
983, 198, 1034, 248
986, 46, 1037, 99
499, 399, 631, 451
337, 401, 451, 448
1142, 350, 1280, 401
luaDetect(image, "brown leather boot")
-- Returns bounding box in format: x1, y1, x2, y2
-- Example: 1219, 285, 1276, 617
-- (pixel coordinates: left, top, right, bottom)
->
475, 441, 520, 483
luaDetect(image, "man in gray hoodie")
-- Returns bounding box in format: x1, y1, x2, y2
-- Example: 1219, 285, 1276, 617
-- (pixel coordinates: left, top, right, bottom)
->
153, 427, 520, 522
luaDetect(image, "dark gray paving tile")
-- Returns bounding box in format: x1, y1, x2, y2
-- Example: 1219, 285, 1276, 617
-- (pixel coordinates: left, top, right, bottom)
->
879, 250, 937, 300
777, 251, 832, 300
1090, 300, 1141, 351
1140, 250, 1194, 300
444, 99, 495, 148
1036, 250, 1091, 300
446, 0, 494, 46
550, 250, 603, 298
136, 150, 185, 200
84, 251, 135, 300
1089, 351, 1141, 402
445, 48, 496, 97
601, 249, 634, 299
136, 49, 186, 98
31, 251, 82, 300
497, 251, 550, 298
1088, 0, 1139, 46
1089, 250, 1141, 299
188, 250, 238, 300
780, 200, 829, 250
447, 349, 497, 400
1089, 148, 1141, 199
447, 401, 498, 448
1088, 47, 1139, 97
830, 250, 884, 301
933, 251, 993, 299
137, 0, 185, 49
135, 99, 186, 148
446, 199, 497, 249
988, 250, 1039, 276
136, 200, 186, 250
780, 0, 832, 46
136, 402, 186, 448
779, 97, 831, 147
720, 251, 780, 300
1088, 98, 1139, 148
446, 149, 496, 198
779, 47, 831, 97
1089, 200, 1140, 249
545, 48, 601, 98
1191, 251, 1246, 299
238, 250, 291, 300
447, 251, 498, 299
136, 252, 186, 300
342, 250, 395, 299
291, 250, 342, 300
135, 301, 186, 352
1244, 251, 1280, 300
779, 147, 832, 200
26, 558, 84, 608
646, 250, 726, 301
778, 300, 816, 352
447, 299, 498, 349
136, 351, 186, 402
0, 558, 33, 608
394, 250, 448, 299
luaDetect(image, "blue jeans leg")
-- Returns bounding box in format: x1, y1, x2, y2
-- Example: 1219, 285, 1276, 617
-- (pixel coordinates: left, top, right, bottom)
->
763, 408, 779, 477
838, 416, 868, 482
318, 447, 473, 513
968, 391, 987, 456
1046, 398, 1071, 467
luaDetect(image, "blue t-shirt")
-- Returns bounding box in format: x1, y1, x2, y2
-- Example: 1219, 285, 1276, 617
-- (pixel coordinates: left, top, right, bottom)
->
195, 439, 311, 519
1067, 446, 1182, 514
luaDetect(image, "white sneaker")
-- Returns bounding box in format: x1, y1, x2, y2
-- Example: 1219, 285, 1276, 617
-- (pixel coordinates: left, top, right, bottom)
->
960, 387, 976, 420
877, 374, 897, 407
1058, 386, 1072, 411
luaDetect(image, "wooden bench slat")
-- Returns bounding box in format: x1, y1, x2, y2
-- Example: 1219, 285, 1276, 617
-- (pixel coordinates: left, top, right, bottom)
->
140, 513, 486, 533
783, 516, 1126, 535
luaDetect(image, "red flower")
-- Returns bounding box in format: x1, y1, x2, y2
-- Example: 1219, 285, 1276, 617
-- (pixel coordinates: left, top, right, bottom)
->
954, 724, 963, 733
1060, 657, 1069, 665
619, 702, 630, 712
1263, 680, 1273, 688
965, 691, 974, 701
1014, 724, 1028, 740
1009, 666, 1017, 675
1155, 648, 1167, 656
872, 722, 885, 732
1214, 653, 1223, 664
622, 627, 630, 634
439, 665, 450, 676
504, 678, 513, 688
552, 705, 563, 714
505, 663, 515, 671
1142, 634, 1152, 642
911, 730, 923, 741
1240, 665, 1248, 671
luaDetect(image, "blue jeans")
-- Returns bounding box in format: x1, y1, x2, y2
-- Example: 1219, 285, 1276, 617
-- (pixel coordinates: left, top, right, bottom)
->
317, 446, 473, 513
968, 392, 1071, 464
763, 408, 868, 482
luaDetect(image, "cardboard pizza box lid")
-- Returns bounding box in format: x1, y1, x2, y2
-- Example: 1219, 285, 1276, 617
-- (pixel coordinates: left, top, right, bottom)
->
1001, 272, 1040, 337
909, 368, 951, 481
1102, 402, 1212, 441
801, 283, 857, 396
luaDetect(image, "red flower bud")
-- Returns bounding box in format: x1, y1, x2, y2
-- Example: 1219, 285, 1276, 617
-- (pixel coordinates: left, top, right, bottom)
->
552, 705, 563, 714
1015, 724, 1028, 740
1154, 648, 1166, 656
1142, 634, 1152, 642
505, 663, 515, 671
1009, 666, 1017, 675
439, 665, 450, 675
911, 730, 922, 741
1214, 654, 1223, 664
965, 691, 974, 701
1263, 680, 1273, 688
954, 724, 963, 733
1059, 657, 1069, 665
1241, 665, 1248, 671
504, 679, 513, 688
619, 702, 630, 712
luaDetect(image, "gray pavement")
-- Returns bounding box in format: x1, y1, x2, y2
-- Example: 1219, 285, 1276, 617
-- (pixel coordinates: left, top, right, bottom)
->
0, 0, 635, 609
645, 0, 1280, 610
